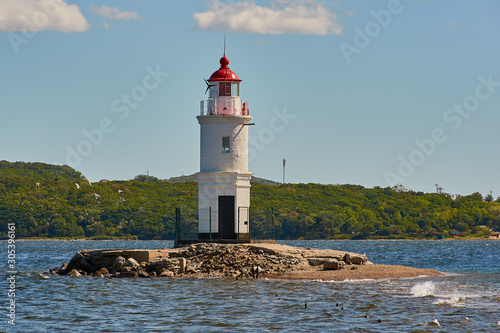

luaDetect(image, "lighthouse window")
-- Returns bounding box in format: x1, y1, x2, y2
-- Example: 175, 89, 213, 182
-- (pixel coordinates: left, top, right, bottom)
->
219, 82, 231, 96
231, 83, 239, 97
222, 136, 230, 153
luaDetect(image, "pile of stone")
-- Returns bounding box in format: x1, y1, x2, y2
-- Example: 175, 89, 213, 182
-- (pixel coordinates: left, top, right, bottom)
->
169, 243, 307, 278
50, 250, 187, 278
50, 243, 371, 279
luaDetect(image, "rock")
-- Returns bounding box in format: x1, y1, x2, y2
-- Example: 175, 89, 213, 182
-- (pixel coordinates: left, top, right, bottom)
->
158, 269, 175, 277
70, 269, 81, 277
308, 258, 325, 266
342, 252, 367, 265
239, 267, 251, 276
349, 253, 367, 265
149, 259, 179, 273
56, 263, 68, 275
343, 253, 351, 265
323, 259, 344, 271
137, 269, 150, 278
177, 258, 186, 274
308, 257, 345, 267
110, 256, 126, 272
125, 257, 140, 269
114, 266, 133, 273
63, 252, 99, 275
94, 267, 109, 277
114, 270, 139, 278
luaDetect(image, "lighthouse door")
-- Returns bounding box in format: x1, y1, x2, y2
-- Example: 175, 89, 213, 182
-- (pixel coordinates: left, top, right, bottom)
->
219, 196, 235, 239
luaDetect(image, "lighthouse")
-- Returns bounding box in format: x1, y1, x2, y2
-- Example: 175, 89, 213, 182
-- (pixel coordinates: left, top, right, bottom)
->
196, 55, 253, 241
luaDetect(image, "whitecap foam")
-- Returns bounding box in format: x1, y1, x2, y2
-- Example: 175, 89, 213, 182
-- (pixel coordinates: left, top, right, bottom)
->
411, 281, 436, 297
419, 319, 441, 327
411, 280, 485, 308
312, 278, 376, 283
433, 296, 464, 307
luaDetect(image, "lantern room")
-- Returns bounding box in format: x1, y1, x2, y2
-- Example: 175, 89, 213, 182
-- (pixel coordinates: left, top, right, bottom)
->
201, 56, 249, 116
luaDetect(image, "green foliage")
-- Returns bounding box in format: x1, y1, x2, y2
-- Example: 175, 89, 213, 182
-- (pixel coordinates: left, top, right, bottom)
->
0, 161, 196, 240
249, 184, 500, 239
1, 161, 499, 240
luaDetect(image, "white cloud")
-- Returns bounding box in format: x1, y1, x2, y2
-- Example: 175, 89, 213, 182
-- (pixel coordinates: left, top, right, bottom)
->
90, 5, 140, 21
193, 0, 342, 35
0, 0, 89, 32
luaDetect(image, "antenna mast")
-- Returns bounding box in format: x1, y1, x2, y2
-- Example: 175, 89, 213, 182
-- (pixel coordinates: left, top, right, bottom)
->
223, 33, 226, 57
283, 158, 286, 184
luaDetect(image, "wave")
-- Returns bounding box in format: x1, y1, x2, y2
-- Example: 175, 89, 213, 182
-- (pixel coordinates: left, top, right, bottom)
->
410, 280, 487, 308
411, 281, 436, 297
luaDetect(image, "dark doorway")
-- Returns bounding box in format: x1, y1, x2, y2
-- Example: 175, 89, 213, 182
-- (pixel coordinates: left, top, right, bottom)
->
219, 195, 235, 239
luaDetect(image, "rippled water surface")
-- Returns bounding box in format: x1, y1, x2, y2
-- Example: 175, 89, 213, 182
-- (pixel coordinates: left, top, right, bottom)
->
2, 240, 499, 332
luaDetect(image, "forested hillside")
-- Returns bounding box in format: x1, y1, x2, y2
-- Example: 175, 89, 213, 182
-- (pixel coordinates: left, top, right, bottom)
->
1, 161, 499, 240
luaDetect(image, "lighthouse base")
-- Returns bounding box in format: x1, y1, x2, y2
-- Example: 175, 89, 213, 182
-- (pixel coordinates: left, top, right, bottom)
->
196, 171, 252, 241
198, 232, 250, 241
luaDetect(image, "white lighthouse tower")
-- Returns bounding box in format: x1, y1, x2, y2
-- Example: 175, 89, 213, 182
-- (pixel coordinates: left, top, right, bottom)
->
196, 55, 252, 241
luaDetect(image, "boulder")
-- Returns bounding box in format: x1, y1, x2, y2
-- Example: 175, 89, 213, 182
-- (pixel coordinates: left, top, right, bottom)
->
185, 268, 198, 274
114, 266, 133, 273
323, 259, 343, 270
125, 257, 140, 269
64, 252, 99, 275
94, 267, 109, 277
110, 256, 126, 272
70, 269, 81, 277
308, 258, 330, 266
56, 263, 68, 275
343, 253, 367, 265
149, 259, 179, 273
137, 269, 150, 278
158, 269, 175, 277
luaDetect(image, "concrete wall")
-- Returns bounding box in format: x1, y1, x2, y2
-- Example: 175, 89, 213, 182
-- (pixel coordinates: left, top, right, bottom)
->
198, 115, 252, 173
196, 172, 252, 235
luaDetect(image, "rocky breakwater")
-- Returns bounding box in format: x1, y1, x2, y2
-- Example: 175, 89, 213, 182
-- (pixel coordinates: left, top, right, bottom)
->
50, 243, 444, 281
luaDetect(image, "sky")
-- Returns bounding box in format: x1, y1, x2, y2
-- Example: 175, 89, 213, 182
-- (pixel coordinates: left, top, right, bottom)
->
1, 0, 499, 197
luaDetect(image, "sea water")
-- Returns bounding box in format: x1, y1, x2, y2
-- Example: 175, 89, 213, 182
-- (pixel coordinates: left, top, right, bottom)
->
1, 240, 499, 332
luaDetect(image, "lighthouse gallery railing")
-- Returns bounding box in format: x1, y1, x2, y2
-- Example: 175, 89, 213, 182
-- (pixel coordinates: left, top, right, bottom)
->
200, 99, 249, 116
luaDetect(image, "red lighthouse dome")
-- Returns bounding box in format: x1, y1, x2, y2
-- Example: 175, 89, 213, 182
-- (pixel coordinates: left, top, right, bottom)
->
208, 56, 242, 82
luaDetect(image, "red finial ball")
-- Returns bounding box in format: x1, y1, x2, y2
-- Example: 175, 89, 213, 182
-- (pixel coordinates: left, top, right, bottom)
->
220, 56, 229, 68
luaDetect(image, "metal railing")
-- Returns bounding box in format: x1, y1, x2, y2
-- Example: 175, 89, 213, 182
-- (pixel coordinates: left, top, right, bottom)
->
173, 206, 282, 244
200, 99, 249, 116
